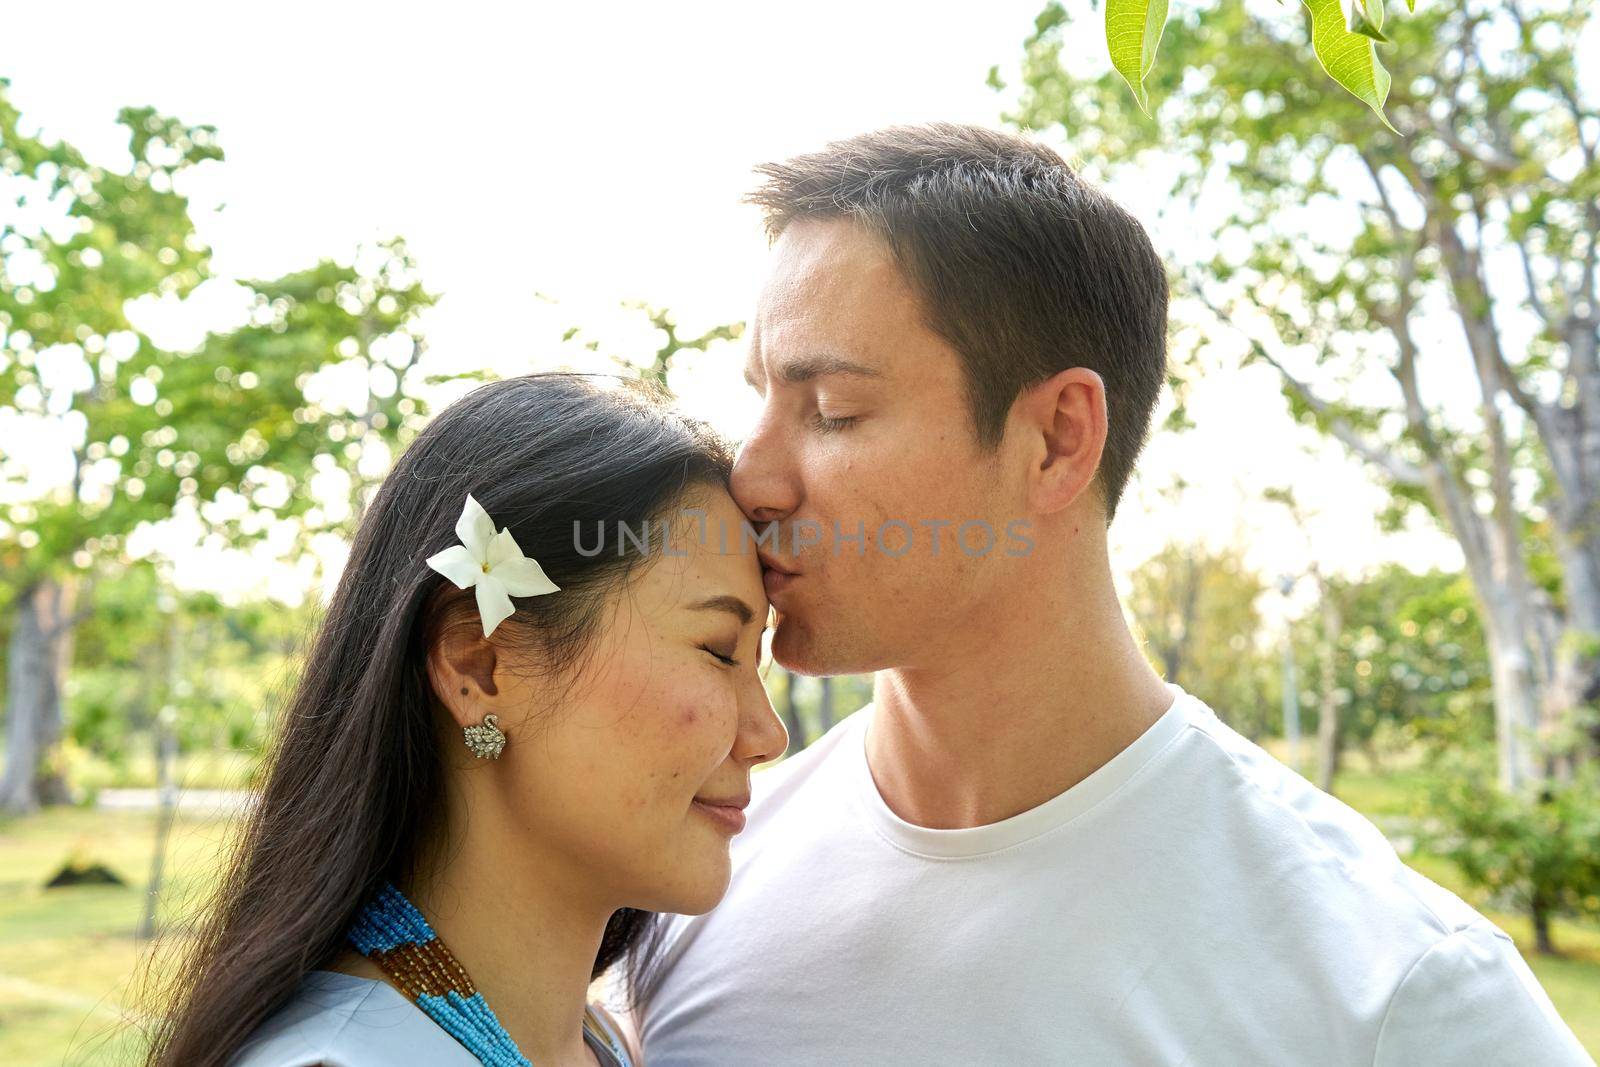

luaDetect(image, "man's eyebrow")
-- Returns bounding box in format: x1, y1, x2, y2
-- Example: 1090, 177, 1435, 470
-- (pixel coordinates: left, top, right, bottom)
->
688, 594, 759, 627
744, 353, 883, 389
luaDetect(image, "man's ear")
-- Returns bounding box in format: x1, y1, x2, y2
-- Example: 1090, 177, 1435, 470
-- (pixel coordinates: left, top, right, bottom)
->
426, 630, 501, 730
1019, 366, 1107, 516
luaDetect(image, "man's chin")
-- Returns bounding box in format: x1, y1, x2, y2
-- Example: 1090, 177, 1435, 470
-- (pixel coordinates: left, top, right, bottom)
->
769, 616, 881, 678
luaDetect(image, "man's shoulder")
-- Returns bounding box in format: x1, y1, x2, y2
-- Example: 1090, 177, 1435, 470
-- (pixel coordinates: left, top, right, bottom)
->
1156, 696, 1586, 1054
1373, 919, 1591, 1064
1170, 694, 1484, 940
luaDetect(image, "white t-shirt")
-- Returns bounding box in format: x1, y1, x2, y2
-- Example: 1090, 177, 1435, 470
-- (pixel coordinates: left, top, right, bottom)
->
626, 683, 1590, 1066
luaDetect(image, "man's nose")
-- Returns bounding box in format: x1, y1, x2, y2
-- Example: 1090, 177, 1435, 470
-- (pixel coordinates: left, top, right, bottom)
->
731, 411, 799, 525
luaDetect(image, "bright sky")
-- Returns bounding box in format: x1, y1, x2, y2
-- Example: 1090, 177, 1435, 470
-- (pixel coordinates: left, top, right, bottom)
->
0, 0, 1474, 625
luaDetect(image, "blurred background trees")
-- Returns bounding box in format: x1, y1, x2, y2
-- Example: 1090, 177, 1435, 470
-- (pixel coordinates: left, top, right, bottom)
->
3, 0, 1600, 1055
1002, 0, 1598, 792
995, 0, 1598, 952
0, 79, 439, 812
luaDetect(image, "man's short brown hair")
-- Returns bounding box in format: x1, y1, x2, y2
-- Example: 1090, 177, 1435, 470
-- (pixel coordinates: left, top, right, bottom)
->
747, 123, 1168, 524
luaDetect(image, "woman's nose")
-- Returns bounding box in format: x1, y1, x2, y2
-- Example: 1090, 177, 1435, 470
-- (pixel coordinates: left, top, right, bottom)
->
735, 672, 788, 767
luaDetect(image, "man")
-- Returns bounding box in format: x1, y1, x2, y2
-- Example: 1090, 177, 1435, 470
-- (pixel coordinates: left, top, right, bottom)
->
626, 124, 1590, 1065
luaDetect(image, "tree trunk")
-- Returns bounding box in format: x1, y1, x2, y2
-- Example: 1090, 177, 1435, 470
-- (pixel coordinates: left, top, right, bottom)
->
779, 670, 806, 753
1315, 584, 1342, 794
1485, 618, 1543, 793
1540, 493, 1600, 776
0, 577, 78, 813
818, 677, 835, 735
1531, 896, 1557, 957
1359, 733, 1384, 775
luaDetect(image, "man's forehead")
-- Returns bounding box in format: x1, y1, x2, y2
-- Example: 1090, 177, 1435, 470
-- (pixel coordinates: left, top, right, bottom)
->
743, 339, 883, 388
745, 222, 913, 384
765, 217, 902, 295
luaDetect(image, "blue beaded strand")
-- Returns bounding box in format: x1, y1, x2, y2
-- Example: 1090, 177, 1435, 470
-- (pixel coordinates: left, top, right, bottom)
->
346, 881, 532, 1067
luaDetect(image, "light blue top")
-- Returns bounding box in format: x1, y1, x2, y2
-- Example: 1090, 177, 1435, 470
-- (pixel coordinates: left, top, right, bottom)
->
229, 971, 632, 1067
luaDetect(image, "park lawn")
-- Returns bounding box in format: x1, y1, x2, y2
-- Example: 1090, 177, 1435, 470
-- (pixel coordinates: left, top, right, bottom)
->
2, 794, 1598, 1065
0, 806, 238, 1067
1326, 764, 1431, 819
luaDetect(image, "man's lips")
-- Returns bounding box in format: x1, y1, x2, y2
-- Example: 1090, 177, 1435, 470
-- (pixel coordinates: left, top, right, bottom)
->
759, 553, 799, 597
757, 552, 798, 576
763, 567, 797, 597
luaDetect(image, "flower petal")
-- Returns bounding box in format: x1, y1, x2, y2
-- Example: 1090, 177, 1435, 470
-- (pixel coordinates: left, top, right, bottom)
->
491, 554, 561, 598
485, 527, 524, 571
456, 494, 497, 562
425, 545, 483, 590
474, 573, 515, 637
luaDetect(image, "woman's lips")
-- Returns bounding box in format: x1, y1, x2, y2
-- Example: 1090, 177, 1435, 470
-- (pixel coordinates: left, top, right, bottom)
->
691, 799, 748, 835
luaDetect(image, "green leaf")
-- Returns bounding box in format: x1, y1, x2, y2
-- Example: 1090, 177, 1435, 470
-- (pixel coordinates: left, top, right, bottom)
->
1035, 1, 1068, 37
1106, 0, 1170, 115
1342, 0, 1389, 42
1303, 0, 1398, 131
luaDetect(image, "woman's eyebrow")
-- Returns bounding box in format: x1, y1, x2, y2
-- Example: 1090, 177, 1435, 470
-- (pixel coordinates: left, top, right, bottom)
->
688, 594, 757, 627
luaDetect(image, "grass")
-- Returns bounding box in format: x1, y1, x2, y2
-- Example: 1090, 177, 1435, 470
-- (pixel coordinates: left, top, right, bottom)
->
2, 765, 1598, 1064
0, 805, 239, 1067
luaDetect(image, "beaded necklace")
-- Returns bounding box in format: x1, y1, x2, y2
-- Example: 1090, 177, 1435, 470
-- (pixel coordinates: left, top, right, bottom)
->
345, 881, 627, 1067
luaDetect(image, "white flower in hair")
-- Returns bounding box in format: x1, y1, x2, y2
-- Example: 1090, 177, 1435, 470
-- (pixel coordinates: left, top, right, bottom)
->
426, 494, 560, 637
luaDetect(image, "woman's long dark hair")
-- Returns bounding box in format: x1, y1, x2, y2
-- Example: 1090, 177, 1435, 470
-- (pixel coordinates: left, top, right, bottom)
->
143, 373, 733, 1067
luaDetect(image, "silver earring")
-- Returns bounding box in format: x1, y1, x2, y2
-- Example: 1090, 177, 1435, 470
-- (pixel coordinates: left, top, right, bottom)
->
463, 714, 506, 759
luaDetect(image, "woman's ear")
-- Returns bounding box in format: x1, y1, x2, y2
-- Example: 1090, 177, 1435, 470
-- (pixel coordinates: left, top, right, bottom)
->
426, 631, 501, 730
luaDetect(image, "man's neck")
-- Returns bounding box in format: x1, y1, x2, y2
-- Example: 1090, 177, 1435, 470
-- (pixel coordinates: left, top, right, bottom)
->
868, 554, 1173, 831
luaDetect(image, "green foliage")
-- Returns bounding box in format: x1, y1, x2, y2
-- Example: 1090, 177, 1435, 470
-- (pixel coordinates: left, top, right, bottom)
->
1302, 0, 1396, 128
1417, 711, 1600, 950
2, 80, 440, 591
569, 301, 744, 396
2, 81, 220, 581
1026, 0, 1410, 124
190, 238, 438, 537
1106, 0, 1171, 115
1005, 0, 1595, 546
1127, 540, 1280, 738
1345, 0, 1393, 42
63, 565, 317, 769
1295, 565, 1491, 752
2, 80, 441, 803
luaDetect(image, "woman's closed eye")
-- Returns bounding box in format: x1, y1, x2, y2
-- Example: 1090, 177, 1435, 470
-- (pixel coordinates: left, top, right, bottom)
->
701, 644, 740, 668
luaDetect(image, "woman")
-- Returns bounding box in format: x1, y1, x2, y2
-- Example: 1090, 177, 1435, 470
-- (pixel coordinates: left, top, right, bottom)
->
146, 373, 786, 1067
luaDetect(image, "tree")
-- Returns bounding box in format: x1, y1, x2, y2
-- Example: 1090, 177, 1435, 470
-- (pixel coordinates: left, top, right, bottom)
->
769, 671, 871, 757
1, 83, 219, 811
561, 300, 744, 396
1, 81, 437, 811
1417, 712, 1600, 954
1261, 486, 1348, 789
1126, 538, 1279, 740
1003, 0, 1599, 790
1292, 564, 1492, 785
64, 562, 318, 774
